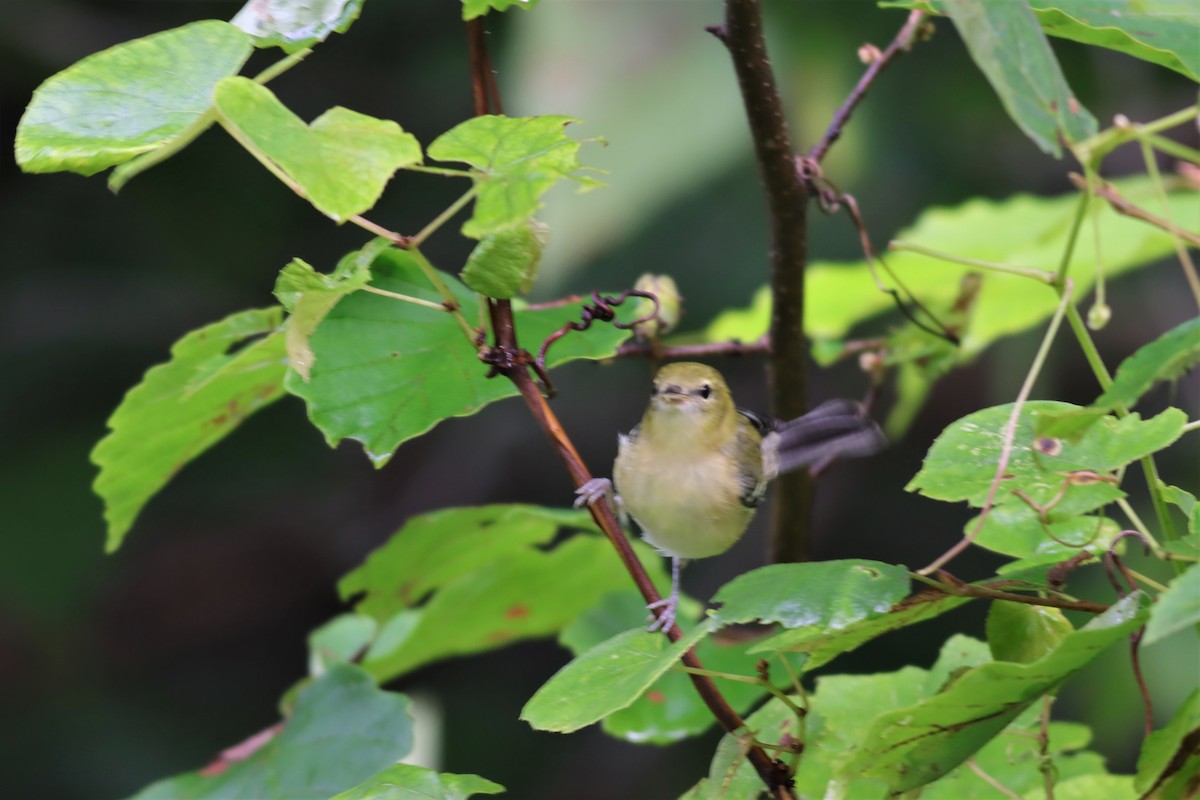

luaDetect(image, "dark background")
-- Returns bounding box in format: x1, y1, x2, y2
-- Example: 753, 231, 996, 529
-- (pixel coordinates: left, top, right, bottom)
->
2, 2, 1197, 798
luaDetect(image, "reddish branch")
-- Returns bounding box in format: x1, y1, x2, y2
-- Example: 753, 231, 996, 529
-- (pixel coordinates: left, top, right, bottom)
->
709, 0, 813, 567
808, 10, 927, 164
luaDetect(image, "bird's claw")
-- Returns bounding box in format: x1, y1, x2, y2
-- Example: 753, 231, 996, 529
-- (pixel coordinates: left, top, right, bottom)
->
574, 477, 613, 508
646, 594, 678, 633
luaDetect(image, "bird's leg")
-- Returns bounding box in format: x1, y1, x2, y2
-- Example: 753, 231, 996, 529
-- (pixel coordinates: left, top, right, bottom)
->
647, 556, 684, 633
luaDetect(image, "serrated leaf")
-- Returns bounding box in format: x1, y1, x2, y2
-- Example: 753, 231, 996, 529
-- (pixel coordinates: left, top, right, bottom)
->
308, 614, 377, 677
15, 21, 252, 176
987, 600, 1074, 663
1136, 688, 1200, 796
521, 624, 710, 733
329, 764, 504, 800
359, 532, 664, 682
231, 0, 364, 53
92, 307, 287, 551
340, 504, 599, 621
708, 560, 910, 629
1162, 485, 1199, 538
907, 401, 1185, 506
124, 665, 412, 800
1144, 563, 1200, 646
462, 0, 542, 20
559, 590, 798, 744
460, 219, 547, 298
970, 501, 1122, 561
286, 248, 633, 466
927, 0, 1098, 156
213, 77, 421, 221
1031, 0, 1200, 82
274, 242, 385, 380
837, 594, 1148, 792
428, 115, 601, 238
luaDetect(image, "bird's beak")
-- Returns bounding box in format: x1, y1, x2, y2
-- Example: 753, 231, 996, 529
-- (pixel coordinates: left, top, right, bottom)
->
659, 384, 689, 405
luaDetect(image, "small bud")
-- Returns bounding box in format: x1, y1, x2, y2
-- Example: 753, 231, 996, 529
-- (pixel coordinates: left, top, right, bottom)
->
633, 274, 682, 340
857, 43, 882, 64
1087, 302, 1111, 330
1113, 113, 1131, 129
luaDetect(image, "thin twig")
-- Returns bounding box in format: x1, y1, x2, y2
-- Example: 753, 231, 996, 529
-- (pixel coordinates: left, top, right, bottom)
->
710, 0, 812, 569
965, 758, 1024, 800
1068, 173, 1200, 248
808, 10, 927, 164
923, 570, 1111, 615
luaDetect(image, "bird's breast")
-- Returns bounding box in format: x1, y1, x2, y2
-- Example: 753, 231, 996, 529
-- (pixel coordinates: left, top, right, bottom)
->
614, 438, 754, 559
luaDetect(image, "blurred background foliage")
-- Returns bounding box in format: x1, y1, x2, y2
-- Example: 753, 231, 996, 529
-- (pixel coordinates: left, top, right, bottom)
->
1, 1, 1196, 798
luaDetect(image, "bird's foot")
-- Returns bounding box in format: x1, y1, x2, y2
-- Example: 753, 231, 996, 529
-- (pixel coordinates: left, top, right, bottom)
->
646, 593, 678, 633
574, 477, 613, 508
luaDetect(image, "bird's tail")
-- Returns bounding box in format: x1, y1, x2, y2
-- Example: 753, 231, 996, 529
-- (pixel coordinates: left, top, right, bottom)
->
767, 399, 886, 477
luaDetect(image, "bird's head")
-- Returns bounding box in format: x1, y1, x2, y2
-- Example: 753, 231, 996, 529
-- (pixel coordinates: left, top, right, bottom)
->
643, 362, 736, 438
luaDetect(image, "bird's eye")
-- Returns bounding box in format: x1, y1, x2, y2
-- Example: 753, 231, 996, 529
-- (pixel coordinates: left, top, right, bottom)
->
698, 383, 712, 399
650, 385, 659, 396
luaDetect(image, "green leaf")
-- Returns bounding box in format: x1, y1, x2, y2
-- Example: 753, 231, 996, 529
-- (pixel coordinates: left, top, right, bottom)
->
357, 528, 664, 682
460, 218, 548, 298
1162, 485, 1199, 537
703, 178, 1198, 364
1144, 563, 1200, 646
125, 665, 412, 800
908, 401, 1185, 505
428, 115, 601, 238
92, 307, 287, 551
929, 0, 1097, 156
521, 624, 710, 733
708, 560, 910, 629
836, 594, 1147, 792
287, 248, 632, 466
1088, 316, 1200, 411
1136, 688, 1200, 796
308, 614, 377, 676
462, 0, 542, 20
986, 600, 1074, 663
329, 764, 504, 800
213, 77, 422, 221
231, 0, 364, 53
970, 502, 1122, 560
749, 588, 972, 668
1025, 774, 1136, 800
340, 504, 598, 622
274, 242, 385, 380
1030, 0, 1200, 82
15, 21, 251, 176
559, 590, 798, 744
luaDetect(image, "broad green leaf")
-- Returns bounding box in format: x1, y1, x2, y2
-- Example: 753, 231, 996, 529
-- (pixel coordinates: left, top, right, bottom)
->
274, 242, 385, 380
749, 588, 972, 668
462, 0, 542, 20
1024, 774, 1136, 800
1143, 563, 1200, 645
907, 401, 1185, 506
836, 594, 1147, 792
460, 219, 548, 298
971, 503, 1122, 560
1030, 0, 1200, 83
986, 600, 1074, 663
329, 764, 504, 800
125, 665, 412, 800
232, 0, 364, 53
308, 614, 377, 677
703, 178, 1198, 364
1136, 689, 1200, 796
360, 533, 664, 682
15, 21, 251, 175
559, 590, 797, 744
521, 624, 709, 733
287, 248, 633, 466
340, 504, 599, 622
428, 115, 601, 238
213, 77, 422, 222
907, 1, 1098, 156
708, 560, 910, 629
92, 307, 287, 551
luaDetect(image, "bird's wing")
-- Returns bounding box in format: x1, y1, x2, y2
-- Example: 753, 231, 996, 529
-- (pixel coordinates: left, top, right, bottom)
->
759, 399, 886, 478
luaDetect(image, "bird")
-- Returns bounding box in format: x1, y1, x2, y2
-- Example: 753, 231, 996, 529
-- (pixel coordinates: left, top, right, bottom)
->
576, 362, 886, 633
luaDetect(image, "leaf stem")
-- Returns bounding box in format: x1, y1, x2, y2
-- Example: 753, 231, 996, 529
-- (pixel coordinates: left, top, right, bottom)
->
407, 247, 478, 344
1116, 497, 1161, 553
676, 665, 807, 720
890, 241, 1056, 283
251, 47, 313, 84
360, 285, 448, 311
410, 186, 479, 249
